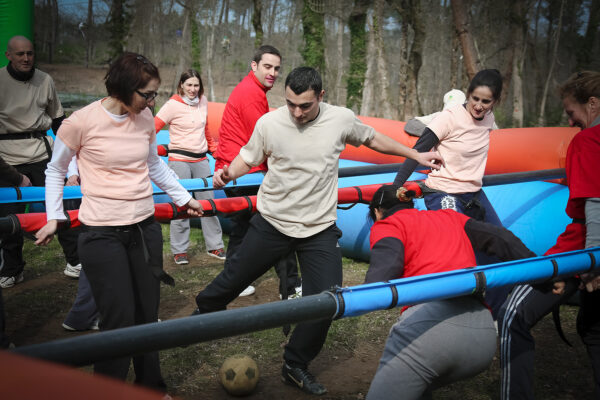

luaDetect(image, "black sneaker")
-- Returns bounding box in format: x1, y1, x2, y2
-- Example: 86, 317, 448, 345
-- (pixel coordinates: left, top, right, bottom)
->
281, 363, 327, 395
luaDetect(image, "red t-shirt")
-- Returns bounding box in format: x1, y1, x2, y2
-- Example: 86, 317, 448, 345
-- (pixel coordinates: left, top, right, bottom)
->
370, 208, 477, 278
214, 71, 270, 173
565, 124, 600, 219
546, 123, 600, 254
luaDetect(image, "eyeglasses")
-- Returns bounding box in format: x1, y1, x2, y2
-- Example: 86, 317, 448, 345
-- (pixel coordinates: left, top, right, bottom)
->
136, 90, 158, 102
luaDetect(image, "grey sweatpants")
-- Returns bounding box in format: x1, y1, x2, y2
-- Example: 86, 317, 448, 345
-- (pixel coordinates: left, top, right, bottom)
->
367, 296, 497, 400
168, 160, 224, 253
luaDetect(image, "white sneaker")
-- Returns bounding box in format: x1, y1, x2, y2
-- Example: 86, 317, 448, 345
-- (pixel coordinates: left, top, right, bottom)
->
291, 285, 302, 299
280, 286, 303, 300
0, 272, 24, 288
64, 263, 82, 278
62, 317, 100, 332
238, 285, 255, 297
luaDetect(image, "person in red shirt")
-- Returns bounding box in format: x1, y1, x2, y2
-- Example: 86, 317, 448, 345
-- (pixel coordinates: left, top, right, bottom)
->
499, 71, 600, 400
214, 45, 300, 299
365, 185, 535, 400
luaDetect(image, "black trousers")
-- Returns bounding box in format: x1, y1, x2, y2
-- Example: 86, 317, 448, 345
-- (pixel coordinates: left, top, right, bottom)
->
195, 213, 343, 368
224, 184, 301, 295
0, 159, 80, 277
78, 218, 165, 390
499, 280, 600, 399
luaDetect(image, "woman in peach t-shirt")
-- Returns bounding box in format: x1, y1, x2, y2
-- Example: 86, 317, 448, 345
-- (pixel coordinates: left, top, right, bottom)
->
35, 53, 202, 390
154, 69, 225, 265
393, 69, 507, 318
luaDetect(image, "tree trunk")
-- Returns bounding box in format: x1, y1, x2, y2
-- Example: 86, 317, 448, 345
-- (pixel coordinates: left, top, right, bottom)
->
252, 0, 263, 47
107, 0, 131, 59
301, 0, 326, 76
85, 0, 93, 68
189, 5, 202, 73
267, 0, 279, 38
206, 0, 218, 101
49, 0, 58, 63
392, 0, 425, 119
373, 0, 394, 118
334, 15, 345, 105
346, 0, 369, 113
450, 0, 480, 80
538, 0, 564, 126
450, 33, 460, 89
173, 4, 190, 94
577, 0, 600, 69
397, 16, 409, 119
360, 11, 376, 116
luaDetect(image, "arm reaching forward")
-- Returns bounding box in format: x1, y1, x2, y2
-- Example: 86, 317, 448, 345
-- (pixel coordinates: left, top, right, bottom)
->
212, 154, 253, 188
364, 131, 443, 171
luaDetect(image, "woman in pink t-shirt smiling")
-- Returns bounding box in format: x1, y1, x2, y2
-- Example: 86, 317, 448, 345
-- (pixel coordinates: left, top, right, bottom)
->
35, 53, 203, 391
394, 69, 503, 224
154, 69, 225, 265
393, 69, 506, 317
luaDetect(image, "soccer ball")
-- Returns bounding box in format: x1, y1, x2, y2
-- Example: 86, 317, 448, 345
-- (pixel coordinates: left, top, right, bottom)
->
218, 355, 260, 396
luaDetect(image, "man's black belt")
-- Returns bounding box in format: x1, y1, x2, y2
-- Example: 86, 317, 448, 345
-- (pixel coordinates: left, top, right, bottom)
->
0, 130, 53, 159
0, 130, 47, 140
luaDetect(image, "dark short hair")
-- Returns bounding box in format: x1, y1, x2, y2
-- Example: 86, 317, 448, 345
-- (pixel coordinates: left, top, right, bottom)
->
252, 45, 282, 65
368, 185, 415, 222
467, 69, 503, 102
177, 69, 203, 98
104, 52, 161, 106
558, 71, 600, 104
285, 67, 322, 96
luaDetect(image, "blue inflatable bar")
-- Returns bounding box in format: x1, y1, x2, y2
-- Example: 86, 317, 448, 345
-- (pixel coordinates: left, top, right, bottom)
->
335, 247, 600, 318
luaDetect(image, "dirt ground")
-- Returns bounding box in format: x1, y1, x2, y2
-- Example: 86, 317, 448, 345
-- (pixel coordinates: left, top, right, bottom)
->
2, 64, 596, 399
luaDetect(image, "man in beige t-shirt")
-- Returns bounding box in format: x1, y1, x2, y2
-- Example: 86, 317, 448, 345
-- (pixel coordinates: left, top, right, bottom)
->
193, 67, 442, 395
0, 36, 76, 288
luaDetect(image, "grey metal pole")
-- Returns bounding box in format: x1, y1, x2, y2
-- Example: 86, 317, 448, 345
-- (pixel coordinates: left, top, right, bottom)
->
12, 292, 339, 366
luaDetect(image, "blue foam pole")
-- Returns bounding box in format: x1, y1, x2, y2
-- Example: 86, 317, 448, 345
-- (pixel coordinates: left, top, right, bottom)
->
338, 247, 600, 318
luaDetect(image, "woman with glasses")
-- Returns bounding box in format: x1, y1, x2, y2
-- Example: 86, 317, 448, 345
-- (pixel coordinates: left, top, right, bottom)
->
35, 52, 203, 390
154, 69, 226, 265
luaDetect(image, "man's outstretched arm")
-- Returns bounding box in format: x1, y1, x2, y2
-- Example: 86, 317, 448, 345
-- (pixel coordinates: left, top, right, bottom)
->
213, 154, 253, 188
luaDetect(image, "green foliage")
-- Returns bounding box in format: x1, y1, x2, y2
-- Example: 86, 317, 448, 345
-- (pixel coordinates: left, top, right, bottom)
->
300, 1, 325, 72
346, 11, 367, 112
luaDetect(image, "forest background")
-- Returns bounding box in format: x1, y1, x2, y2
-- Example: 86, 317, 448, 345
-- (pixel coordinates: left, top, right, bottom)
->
34, 0, 600, 128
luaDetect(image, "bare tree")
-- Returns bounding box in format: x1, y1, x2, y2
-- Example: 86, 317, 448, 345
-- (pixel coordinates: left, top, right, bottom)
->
537, 0, 564, 126
392, 0, 425, 120
84, 0, 94, 68
577, 0, 600, 69
373, 0, 394, 118
360, 9, 376, 116
451, 0, 480, 80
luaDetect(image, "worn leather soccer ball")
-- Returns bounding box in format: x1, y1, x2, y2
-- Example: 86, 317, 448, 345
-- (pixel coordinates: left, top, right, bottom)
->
218, 355, 260, 396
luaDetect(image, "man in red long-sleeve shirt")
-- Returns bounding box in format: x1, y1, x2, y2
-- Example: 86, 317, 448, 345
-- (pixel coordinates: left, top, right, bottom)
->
215, 45, 301, 299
